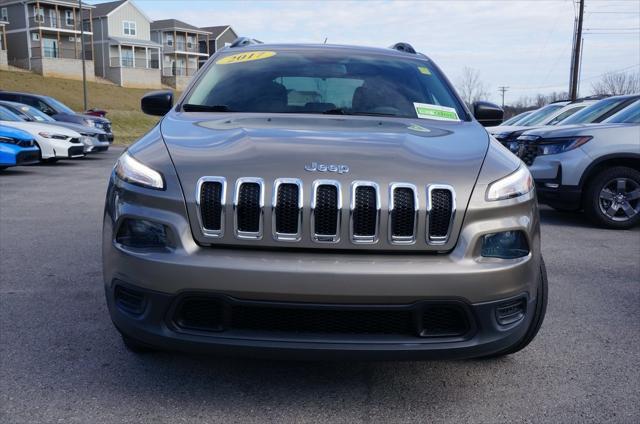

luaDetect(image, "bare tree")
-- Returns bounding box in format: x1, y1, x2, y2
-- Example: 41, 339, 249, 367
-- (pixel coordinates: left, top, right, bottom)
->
591, 71, 640, 96
456, 67, 489, 105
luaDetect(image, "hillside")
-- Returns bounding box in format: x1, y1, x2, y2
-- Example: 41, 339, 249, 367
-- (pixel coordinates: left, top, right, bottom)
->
0, 71, 180, 144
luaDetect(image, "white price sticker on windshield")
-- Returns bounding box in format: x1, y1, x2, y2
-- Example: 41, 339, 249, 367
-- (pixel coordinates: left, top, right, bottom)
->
413, 103, 460, 121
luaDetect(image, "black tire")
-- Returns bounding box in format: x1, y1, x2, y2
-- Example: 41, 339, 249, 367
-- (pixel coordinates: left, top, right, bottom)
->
583, 166, 640, 229
481, 258, 548, 358
121, 334, 156, 354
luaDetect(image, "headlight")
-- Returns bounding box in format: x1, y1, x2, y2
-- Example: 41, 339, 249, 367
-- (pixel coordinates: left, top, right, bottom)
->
517, 135, 592, 156
38, 132, 67, 140
84, 119, 96, 127
486, 166, 533, 201
79, 135, 94, 145
114, 152, 164, 190
0, 136, 18, 145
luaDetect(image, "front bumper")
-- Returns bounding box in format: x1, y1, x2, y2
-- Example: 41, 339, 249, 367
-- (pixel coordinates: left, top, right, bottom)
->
107, 280, 536, 360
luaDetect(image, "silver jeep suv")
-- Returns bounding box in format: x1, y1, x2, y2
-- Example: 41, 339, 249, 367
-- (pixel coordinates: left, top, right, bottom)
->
103, 41, 547, 359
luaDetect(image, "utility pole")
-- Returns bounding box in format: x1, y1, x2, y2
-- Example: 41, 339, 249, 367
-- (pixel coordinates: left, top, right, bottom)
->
79, 0, 88, 111
498, 86, 509, 108
569, 0, 584, 100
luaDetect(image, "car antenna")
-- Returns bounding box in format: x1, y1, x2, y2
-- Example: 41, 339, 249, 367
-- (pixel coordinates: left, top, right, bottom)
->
324, 37, 328, 44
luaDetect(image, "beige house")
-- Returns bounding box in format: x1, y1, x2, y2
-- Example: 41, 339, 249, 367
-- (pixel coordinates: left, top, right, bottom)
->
89, 0, 160, 88
0, 0, 95, 80
150, 19, 210, 90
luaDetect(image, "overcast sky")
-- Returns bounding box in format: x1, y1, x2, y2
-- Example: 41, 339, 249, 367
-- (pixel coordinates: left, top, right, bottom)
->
97, 0, 639, 104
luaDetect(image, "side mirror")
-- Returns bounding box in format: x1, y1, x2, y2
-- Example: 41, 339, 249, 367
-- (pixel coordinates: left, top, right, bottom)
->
141, 90, 173, 116
473, 101, 504, 127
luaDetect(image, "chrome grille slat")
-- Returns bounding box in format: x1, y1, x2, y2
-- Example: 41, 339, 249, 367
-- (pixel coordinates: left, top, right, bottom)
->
350, 181, 380, 244
311, 180, 341, 243
272, 178, 303, 241
196, 176, 226, 238
388, 183, 418, 244
426, 184, 456, 245
233, 177, 264, 240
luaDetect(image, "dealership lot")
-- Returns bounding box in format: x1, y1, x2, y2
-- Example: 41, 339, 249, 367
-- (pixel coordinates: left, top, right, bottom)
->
1, 148, 639, 423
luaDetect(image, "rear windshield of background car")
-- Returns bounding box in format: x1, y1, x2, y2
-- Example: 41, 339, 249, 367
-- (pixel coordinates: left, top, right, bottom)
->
517, 104, 564, 126
562, 97, 639, 125
184, 49, 468, 121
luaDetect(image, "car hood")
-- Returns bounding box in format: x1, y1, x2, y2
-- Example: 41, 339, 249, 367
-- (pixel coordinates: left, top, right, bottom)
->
160, 112, 490, 251
0, 120, 81, 137
46, 121, 106, 135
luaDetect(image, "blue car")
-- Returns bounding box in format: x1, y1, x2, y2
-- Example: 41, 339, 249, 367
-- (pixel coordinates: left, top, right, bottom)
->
0, 125, 41, 170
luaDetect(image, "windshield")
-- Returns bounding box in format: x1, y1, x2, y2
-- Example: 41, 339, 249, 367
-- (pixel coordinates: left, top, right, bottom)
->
517, 104, 565, 126
19, 104, 56, 122
185, 49, 467, 121
0, 106, 22, 122
604, 100, 640, 124
45, 96, 75, 114
561, 97, 639, 125
502, 111, 532, 126
547, 105, 587, 125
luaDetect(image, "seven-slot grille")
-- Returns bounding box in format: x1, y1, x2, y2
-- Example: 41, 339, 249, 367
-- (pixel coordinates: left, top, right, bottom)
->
197, 178, 455, 246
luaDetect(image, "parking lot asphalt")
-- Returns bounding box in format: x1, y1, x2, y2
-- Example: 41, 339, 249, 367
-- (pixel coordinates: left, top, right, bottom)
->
1, 147, 639, 424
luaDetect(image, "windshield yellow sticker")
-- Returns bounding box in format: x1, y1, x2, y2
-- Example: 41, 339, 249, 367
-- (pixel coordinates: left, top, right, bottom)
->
216, 51, 277, 65
413, 102, 460, 121
418, 66, 431, 75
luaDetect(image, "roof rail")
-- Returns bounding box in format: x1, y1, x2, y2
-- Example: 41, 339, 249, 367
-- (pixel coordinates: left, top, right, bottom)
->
389, 42, 416, 54
229, 37, 263, 48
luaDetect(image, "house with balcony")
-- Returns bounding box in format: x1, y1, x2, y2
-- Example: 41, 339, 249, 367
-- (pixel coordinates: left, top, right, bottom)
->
88, 0, 160, 88
0, 0, 95, 80
198, 25, 237, 65
150, 19, 210, 90
0, 11, 8, 70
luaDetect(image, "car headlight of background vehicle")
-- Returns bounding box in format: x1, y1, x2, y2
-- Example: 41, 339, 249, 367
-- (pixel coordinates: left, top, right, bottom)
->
114, 152, 164, 190
79, 135, 94, 145
486, 166, 533, 201
517, 135, 592, 156
84, 119, 96, 128
38, 132, 68, 140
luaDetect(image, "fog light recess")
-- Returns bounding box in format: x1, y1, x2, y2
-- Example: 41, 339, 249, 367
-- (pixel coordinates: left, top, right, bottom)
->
116, 218, 170, 249
481, 231, 529, 259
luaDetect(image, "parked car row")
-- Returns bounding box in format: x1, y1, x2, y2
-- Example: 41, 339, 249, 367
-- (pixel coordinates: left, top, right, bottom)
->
0, 91, 113, 169
488, 94, 640, 229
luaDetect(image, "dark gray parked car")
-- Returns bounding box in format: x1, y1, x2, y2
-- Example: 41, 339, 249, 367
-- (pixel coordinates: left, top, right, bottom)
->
103, 41, 547, 360
0, 91, 114, 142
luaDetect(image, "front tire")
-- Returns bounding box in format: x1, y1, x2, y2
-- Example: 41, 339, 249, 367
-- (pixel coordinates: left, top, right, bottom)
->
583, 166, 640, 229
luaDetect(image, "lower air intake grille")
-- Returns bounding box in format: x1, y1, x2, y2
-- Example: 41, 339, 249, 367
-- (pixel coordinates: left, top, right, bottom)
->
200, 181, 223, 231
420, 305, 469, 336
275, 183, 300, 234
237, 182, 261, 232
173, 297, 471, 338
114, 284, 146, 315
391, 187, 416, 238
353, 185, 377, 237
314, 184, 339, 236
429, 189, 453, 239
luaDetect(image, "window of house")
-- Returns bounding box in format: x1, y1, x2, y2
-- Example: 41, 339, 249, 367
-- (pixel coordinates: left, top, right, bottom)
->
65, 10, 74, 26
32, 33, 40, 41
33, 6, 44, 23
123, 21, 136, 36
187, 36, 194, 49
1, 8, 8, 22
166, 33, 173, 46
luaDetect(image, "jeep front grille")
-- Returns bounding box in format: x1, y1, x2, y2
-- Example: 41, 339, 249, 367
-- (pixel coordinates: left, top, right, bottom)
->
197, 177, 456, 248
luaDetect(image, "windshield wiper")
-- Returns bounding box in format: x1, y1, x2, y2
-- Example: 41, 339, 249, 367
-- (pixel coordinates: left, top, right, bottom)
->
322, 108, 401, 117
182, 104, 233, 112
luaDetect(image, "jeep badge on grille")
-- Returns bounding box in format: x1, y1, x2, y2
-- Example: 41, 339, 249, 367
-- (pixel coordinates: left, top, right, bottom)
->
304, 162, 350, 174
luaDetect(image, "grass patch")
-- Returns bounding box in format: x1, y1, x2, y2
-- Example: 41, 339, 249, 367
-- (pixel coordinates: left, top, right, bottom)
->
0, 70, 179, 145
